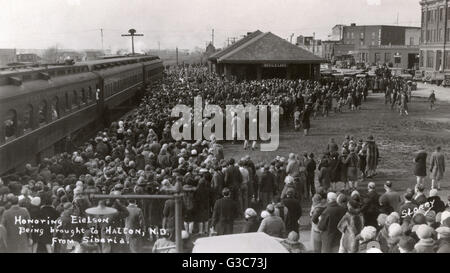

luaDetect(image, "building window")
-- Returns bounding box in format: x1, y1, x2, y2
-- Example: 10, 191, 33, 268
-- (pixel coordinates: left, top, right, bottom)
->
420, 50, 424, 67
427, 51, 434, 68
4, 109, 17, 142
445, 51, 450, 70
375, 53, 381, 63
385, 53, 392, 63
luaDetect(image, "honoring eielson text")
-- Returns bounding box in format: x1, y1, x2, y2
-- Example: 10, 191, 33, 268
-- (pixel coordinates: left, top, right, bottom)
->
14, 216, 146, 244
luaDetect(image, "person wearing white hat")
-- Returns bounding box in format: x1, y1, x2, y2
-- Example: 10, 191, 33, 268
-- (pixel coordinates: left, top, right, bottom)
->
317, 191, 347, 253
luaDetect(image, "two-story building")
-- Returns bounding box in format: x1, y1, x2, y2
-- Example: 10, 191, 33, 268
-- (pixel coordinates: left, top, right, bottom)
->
419, 0, 450, 83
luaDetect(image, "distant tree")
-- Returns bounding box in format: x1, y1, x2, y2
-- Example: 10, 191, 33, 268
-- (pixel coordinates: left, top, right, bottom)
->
42, 46, 58, 63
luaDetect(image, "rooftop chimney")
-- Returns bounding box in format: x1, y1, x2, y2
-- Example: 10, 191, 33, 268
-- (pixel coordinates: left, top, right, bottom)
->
350, 23, 356, 27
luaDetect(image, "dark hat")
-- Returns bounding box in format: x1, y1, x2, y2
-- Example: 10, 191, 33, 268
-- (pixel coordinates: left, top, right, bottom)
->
385, 181, 392, 188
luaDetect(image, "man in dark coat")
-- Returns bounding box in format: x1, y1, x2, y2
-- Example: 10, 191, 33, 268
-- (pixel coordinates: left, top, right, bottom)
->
318, 192, 346, 253
282, 189, 302, 233
258, 165, 277, 208
224, 158, 243, 203
365, 135, 379, 178
37, 194, 60, 253
212, 188, 239, 235
361, 182, 380, 227
414, 147, 427, 185
301, 105, 311, 136
305, 153, 317, 198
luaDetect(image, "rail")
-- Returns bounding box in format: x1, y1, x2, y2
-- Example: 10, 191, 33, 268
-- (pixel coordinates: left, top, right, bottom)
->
88, 189, 184, 253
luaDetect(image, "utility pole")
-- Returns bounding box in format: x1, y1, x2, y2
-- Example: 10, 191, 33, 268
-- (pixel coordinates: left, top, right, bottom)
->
396, 12, 399, 25
444, 0, 448, 72
176, 47, 179, 66
100, 28, 104, 52
212, 29, 215, 46
121, 28, 144, 55
313, 32, 316, 55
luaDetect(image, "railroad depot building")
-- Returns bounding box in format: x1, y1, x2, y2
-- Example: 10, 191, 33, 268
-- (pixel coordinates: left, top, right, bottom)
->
208, 30, 324, 80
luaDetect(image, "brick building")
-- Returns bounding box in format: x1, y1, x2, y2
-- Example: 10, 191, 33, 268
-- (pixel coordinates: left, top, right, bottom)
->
419, 0, 450, 82
324, 24, 420, 68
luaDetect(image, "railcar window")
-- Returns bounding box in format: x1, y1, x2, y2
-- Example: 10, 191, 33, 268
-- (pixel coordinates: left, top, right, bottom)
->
38, 100, 48, 125
88, 86, 94, 102
51, 97, 59, 120
72, 90, 79, 109
65, 92, 70, 110
81, 88, 87, 104
23, 104, 33, 133
4, 109, 17, 141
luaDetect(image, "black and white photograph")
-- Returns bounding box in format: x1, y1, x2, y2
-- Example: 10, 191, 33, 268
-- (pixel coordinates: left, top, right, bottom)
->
0, 0, 449, 261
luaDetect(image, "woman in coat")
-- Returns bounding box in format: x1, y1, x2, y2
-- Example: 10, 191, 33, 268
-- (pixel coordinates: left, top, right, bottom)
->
430, 146, 445, 190
193, 176, 210, 235
339, 150, 349, 190
344, 148, 359, 190
318, 161, 331, 191
242, 208, 260, 233
337, 199, 364, 253
365, 135, 379, 178
414, 147, 427, 185
310, 194, 327, 253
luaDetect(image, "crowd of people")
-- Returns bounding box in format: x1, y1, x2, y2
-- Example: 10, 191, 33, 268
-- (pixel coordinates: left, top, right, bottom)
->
0, 65, 448, 253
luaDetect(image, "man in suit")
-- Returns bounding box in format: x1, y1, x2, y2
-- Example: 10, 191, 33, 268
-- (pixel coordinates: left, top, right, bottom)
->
125, 199, 145, 253
224, 158, 243, 204
212, 188, 239, 235
361, 182, 380, 227
258, 164, 277, 208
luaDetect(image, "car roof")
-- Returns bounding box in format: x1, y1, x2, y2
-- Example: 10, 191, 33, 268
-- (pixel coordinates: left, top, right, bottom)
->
192, 232, 289, 253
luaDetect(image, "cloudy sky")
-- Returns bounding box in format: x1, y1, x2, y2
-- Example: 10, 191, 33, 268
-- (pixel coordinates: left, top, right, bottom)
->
0, 0, 421, 52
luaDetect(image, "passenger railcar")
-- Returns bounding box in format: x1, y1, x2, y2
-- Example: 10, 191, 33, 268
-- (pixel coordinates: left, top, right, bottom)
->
0, 55, 163, 175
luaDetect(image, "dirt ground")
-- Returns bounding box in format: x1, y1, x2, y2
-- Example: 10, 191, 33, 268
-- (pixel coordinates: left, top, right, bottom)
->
221, 86, 450, 234
219, 86, 450, 250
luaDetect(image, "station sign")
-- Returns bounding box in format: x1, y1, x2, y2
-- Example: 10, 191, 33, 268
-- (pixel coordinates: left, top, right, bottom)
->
263, 63, 287, 68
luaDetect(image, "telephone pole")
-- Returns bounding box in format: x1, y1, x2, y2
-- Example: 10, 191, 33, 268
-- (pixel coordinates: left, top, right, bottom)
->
212, 29, 215, 46
100, 28, 104, 52
121, 28, 144, 55
176, 47, 179, 66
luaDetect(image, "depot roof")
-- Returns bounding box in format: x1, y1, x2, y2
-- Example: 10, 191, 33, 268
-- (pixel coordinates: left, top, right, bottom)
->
209, 31, 324, 64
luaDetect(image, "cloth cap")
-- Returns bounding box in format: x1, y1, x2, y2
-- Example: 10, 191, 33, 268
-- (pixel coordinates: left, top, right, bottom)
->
416, 224, 433, 240
30, 196, 41, 206
244, 208, 257, 219
360, 226, 377, 241
436, 226, 450, 238
388, 223, 403, 237
327, 192, 337, 202
441, 211, 450, 225
429, 189, 438, 197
